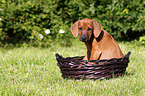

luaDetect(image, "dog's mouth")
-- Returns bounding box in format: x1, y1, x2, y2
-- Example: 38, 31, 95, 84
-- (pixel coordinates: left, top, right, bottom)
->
80, 35, 89, 42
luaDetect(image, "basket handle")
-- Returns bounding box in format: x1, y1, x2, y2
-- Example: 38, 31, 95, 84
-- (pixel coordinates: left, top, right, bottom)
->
123, 51, 131, 60
55, 53, 64, 61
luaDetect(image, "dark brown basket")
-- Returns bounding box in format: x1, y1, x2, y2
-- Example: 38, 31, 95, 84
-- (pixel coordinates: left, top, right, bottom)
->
56, 52, 131, 80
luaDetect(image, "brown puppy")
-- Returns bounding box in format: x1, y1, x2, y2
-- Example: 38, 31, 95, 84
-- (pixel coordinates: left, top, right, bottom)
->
70, 18, 124, 60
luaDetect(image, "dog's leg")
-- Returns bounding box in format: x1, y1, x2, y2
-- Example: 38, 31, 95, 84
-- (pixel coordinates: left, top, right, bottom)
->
89, 44, 102, 60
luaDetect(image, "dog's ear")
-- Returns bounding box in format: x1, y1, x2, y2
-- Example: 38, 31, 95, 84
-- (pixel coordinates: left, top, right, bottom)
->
92, 19, 102, 38
70, 20, 79, 38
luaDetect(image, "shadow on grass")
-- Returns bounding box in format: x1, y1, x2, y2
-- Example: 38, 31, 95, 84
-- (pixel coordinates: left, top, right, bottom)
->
124, 72, 134, 77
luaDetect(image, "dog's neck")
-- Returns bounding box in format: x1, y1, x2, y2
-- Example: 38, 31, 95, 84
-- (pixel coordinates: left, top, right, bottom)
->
84, 30, 104, 60
84, 33, 94, 60
85, 30, 104, 49
84, 33, 94, 50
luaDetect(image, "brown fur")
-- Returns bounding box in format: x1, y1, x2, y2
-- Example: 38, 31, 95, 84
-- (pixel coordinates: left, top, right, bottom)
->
70, 18, 124, 60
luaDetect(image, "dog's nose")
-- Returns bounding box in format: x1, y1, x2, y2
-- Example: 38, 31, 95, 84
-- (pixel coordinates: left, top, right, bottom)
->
82, 36, 86, 40
80, 35, 88, 42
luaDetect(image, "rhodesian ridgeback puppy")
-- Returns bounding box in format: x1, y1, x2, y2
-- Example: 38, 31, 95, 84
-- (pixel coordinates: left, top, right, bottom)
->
70, 18, 124, 60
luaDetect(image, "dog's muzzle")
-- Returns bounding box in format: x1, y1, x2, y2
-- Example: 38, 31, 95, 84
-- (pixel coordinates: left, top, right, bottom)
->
80, 35, 89, 42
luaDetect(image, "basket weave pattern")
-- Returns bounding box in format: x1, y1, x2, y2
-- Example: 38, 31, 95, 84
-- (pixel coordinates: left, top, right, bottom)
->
56, 52, 131, 80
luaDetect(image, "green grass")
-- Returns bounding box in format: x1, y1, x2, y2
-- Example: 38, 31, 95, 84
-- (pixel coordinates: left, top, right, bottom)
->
0, 40, 145, 96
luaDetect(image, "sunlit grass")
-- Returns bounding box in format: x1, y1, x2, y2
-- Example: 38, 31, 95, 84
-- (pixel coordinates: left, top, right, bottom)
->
0, 40, 145, 95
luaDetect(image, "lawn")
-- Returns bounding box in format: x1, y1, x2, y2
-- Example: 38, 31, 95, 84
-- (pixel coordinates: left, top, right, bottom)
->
0, 40, 145, 96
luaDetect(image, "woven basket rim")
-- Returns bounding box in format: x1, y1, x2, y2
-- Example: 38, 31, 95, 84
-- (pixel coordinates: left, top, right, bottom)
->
56, 51, 131, 65
55, 51, 131, 80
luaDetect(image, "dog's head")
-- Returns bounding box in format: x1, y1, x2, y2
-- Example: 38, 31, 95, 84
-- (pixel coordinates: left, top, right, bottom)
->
70, 18, 102, 42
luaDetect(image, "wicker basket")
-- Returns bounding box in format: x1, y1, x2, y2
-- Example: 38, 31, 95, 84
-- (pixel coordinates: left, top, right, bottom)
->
56, 52, 131, 80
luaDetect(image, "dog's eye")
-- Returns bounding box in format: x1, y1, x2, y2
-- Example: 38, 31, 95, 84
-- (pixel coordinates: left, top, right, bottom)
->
79, 27, 82, 30
88, 28, 92, 31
